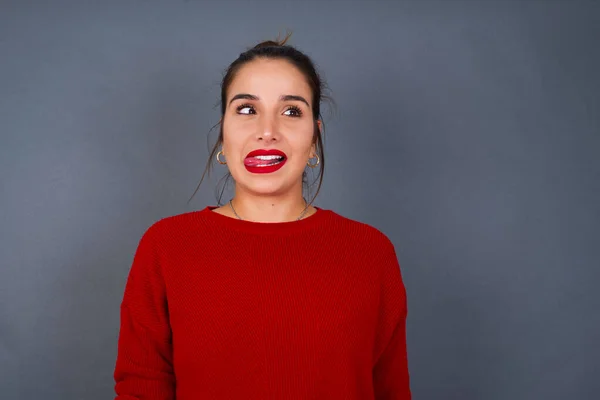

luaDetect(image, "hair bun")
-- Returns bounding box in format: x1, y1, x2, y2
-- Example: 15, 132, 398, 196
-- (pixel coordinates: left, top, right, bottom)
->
252, 31, 292, 49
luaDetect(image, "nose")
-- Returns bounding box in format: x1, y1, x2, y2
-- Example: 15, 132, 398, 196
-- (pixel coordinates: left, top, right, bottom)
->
257, 114, 279, 143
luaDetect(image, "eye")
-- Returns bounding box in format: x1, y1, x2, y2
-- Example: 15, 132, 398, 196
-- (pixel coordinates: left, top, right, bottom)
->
283, 105, 303, 117
236, 103, 256, 115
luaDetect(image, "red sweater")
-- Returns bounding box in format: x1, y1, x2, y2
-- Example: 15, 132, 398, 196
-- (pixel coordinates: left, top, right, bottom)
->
114, 206, 411, 399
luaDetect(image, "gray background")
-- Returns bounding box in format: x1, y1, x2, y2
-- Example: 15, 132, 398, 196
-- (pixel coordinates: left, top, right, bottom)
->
1, 0, 599, 399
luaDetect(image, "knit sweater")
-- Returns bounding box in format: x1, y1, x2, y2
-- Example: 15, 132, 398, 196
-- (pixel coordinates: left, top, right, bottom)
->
114, 205, 411, 399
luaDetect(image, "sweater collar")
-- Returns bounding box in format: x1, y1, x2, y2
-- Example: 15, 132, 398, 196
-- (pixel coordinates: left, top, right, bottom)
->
199, 205, 330, 235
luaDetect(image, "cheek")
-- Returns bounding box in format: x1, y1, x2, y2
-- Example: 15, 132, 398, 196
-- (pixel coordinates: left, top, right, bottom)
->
288, 142, 314, 167
289, 122, 316, 149
222, 119, 250, 156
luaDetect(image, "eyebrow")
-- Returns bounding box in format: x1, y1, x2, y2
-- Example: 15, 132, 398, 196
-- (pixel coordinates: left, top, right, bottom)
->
228, 93, 310, 108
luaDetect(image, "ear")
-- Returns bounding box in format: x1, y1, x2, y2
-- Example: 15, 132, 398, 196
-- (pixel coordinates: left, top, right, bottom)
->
310, 120, 322, 158
311, 120, 322, 157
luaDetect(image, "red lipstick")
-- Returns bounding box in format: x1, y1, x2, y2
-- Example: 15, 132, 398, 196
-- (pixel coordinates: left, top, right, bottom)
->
244, 149, 287, 174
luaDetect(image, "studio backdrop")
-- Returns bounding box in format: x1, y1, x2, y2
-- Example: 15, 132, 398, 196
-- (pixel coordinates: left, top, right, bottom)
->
1, 1, 599, 399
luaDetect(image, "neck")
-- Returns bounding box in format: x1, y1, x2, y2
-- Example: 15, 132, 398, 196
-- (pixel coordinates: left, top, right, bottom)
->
229, 187, 311, 223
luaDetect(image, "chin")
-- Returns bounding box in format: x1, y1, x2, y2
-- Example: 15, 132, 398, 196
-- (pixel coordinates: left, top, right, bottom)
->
234, 173, 298, 196
243, 180, 287, 195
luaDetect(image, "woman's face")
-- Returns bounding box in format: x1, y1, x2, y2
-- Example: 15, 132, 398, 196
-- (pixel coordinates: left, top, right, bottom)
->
222, 58, 321, 197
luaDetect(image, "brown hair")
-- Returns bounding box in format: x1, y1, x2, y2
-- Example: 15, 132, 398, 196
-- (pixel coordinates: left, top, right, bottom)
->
187, 32, 334, 206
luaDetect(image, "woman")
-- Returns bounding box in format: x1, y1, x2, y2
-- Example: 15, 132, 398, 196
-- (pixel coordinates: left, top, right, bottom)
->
114, 35, 411, 399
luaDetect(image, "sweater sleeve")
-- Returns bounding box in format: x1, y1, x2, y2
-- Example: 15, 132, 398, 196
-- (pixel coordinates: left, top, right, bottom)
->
114, 224, 175, 400
372, 236, 411, 400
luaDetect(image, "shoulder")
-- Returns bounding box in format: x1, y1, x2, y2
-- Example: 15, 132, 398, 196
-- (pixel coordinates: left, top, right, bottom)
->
137, 209, 204, 243
325, 209, 397, 253
326, 210, 402, 280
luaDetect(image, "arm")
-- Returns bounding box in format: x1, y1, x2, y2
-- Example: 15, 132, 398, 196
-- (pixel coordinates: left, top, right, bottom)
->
372, 237, 411, 400
114, 224, 175, 400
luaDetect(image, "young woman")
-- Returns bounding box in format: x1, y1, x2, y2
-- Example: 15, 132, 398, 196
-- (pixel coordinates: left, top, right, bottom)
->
114, 35, 411, 399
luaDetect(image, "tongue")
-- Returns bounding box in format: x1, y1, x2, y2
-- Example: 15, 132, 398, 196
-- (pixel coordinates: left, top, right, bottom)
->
244, 157, 281, 167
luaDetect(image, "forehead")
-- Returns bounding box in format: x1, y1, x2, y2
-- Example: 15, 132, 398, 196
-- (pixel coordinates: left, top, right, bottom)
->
228, 58, 312, 100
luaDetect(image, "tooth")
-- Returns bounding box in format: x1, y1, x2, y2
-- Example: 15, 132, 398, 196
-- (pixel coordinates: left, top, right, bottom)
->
255, 155, 282, 160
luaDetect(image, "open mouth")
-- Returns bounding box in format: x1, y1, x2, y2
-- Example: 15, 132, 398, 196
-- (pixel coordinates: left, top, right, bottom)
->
243, 149, 288, 173
244, 154, 286, 167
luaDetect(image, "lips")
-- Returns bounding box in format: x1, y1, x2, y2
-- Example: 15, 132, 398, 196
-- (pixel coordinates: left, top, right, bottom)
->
244, 149, 287, 174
